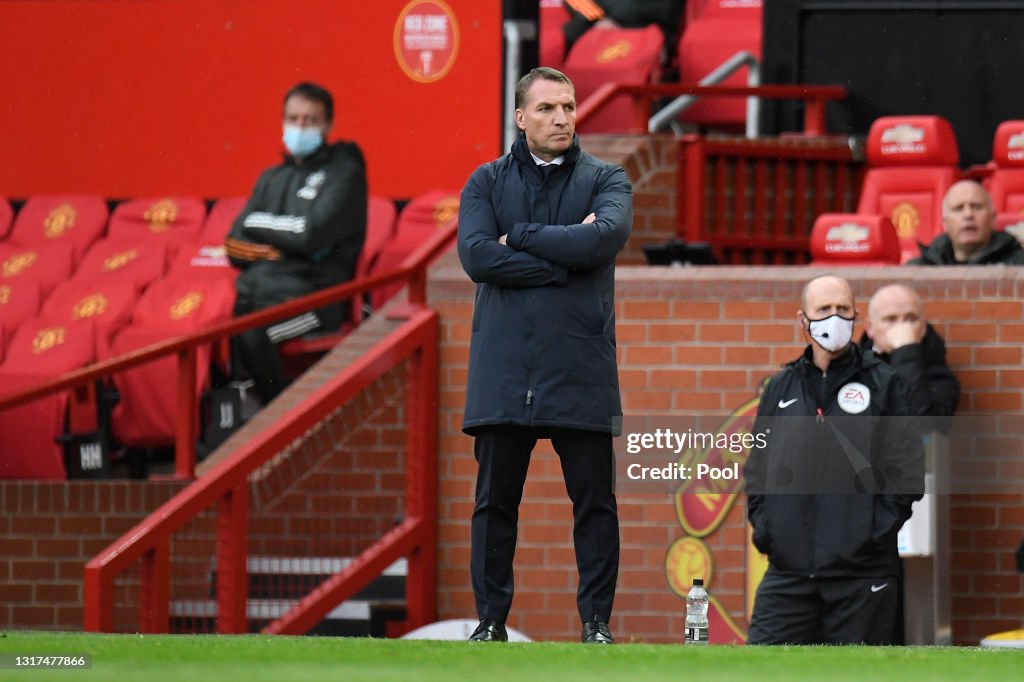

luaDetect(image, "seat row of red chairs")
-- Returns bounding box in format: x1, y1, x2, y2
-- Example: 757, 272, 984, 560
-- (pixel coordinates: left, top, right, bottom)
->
541, 0, 762, 132
810, 117, 1024, 265
0, 189, 460, 480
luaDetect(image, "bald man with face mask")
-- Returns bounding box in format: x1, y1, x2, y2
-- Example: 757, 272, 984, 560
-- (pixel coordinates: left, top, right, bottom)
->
744, 276, 925, 645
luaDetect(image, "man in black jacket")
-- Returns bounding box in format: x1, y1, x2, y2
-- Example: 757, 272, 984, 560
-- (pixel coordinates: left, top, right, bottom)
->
744, 275, 925, 645
908, 180, 1024, 265
862, 283, 960, 425
458, 67, 632, 644
226, 82, 367, 403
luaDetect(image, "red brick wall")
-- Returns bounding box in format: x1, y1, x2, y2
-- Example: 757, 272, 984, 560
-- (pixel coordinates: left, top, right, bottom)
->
3, 263, 1023, 643
430, 261, 1024, 644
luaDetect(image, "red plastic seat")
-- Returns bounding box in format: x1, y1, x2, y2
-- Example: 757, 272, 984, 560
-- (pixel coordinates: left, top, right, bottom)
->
0, 197, 13, 241
75, 239, 168, 289
202, 196, 248, 243
0, 243, 75, 297
677, 0, 763, 129
40, 279, 139, 359
540, 0, 570, 68
809, 214, 901, 266
107, 197, 206, 257
988, 120, 1024, 213
110, 278, 235, 447
0, 318, 97, 479
7, 195, 109, 265
564, 24, 664, 133
995, 212, 1024, 244
0, 280, 41, 345
371, 190, 459, 309
856, 116, 961, 261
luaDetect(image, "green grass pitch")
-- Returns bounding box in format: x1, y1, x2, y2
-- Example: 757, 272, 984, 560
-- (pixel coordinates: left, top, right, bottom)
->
1, 631, 1021, 682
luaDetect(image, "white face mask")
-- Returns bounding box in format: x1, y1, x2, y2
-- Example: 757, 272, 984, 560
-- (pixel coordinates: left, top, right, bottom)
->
806, 314, 854, 353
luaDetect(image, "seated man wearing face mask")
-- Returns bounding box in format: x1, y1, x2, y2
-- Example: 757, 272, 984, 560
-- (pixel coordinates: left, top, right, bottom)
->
226, 81, 367, 403
743, 275, 924, 645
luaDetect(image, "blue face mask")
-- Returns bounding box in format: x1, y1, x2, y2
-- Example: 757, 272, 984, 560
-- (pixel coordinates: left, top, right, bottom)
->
282, 125, 323, 157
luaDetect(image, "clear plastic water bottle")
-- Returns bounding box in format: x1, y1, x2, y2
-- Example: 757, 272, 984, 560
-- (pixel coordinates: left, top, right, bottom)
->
684, 578, 709, 645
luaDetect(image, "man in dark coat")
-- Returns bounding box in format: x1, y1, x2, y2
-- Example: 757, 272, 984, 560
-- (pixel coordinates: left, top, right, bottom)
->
908, 180, 1024, 265
744, 275, 925, 645
862, 283, 960, 425
457, 67, 632, 644
226, 82, 367, 403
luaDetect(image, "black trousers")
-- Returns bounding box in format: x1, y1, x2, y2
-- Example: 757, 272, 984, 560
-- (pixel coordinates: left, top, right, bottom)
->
470, 426, 620, 624
747, 567, 899, 645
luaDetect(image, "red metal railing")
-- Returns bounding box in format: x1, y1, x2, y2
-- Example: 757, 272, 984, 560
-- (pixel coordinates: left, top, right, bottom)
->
0, 227, 448, 480
54, 223, 455, 634
575, 83, 848, 136
678, 136, 864, 264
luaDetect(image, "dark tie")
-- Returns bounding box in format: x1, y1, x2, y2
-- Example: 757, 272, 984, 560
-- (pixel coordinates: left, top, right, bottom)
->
540, 164, 556, 179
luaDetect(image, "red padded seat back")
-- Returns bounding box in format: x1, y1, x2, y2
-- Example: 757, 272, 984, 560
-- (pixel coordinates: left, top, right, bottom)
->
202, 196, 247, 243
371, 190, 459, 309
108, 196, 206, 256
565, 24, 664, 133
676, 0, 762, 128
809, 214, 901, 266
989, 121, 1024, 213
0, 280, 41, 345
859, 116, 961, 260
75, 239, 168, 289
0, 318, 97, 479
8, 195, 109, 265
0, 243, 74, 297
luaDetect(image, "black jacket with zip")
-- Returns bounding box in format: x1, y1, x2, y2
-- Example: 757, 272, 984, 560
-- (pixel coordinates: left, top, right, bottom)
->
744, 343, 925, 578
907, 230, 1024, 265
457, 134, 632, 434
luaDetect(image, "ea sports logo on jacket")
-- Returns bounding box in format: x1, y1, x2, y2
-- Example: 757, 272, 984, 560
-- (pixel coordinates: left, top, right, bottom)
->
838, 382, 871, 414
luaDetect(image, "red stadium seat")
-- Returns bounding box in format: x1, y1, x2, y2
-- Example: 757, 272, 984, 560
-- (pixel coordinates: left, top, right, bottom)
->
857, 116, 961, 261
75, 239, 168, 289
0, 280, 41, 346
0, 243, 74, 297
107, 196, 206, 257
7, 195, 109, 265
677, 0, 763, 129
359, 195, 398, 280
40, 279, 139, 359
564, 24, 664, 133
202, 196, 247, 243
809, 214, 901, 266
110, 278, 235, 447
371, 190, 459, 310
540, 0, 570, 68
0, 318, 97, 479
0, 197, 13, 241
988, 120, 1024, 213
168, 241, 236, 283
995, 212, 1024, 244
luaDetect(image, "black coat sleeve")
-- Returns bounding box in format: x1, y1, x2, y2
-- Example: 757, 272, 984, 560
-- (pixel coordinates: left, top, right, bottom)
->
744, 378, 775, 555
505, 165, 632, 270
886, 342, 960, 419
457, 166, 570, 288
872, 375, 926, 545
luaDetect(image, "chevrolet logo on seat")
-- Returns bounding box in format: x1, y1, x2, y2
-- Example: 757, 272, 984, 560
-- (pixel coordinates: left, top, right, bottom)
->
824, 223, 870, 254
880, 124, 927, 155
1008, 132, 1024, 161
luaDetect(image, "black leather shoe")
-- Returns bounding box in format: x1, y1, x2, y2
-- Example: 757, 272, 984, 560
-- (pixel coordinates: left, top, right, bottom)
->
581, 619, 615, 644
469, 618, 508, 642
